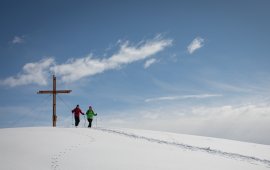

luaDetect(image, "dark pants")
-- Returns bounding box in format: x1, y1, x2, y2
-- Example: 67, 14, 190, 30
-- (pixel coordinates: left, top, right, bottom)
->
75, 116, 80, 127
88, 118, 93, 128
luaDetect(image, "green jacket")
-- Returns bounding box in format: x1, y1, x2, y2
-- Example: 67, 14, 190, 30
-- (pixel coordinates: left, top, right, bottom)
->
86, 108, 97, 119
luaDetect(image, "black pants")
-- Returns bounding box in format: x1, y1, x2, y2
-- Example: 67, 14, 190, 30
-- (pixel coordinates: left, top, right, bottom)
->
87, 118, 93, 128
75, 116, 80, 127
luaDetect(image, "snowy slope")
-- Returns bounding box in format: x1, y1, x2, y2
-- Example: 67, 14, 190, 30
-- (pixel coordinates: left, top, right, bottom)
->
0, 127, 270, 170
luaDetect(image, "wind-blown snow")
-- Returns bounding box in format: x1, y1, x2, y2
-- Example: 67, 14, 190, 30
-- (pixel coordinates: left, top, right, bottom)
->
0, 127, 270, 170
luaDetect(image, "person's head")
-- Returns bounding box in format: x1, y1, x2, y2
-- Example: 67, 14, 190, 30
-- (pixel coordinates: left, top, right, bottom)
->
76, 105, 79, 108
89, 106, 92, 109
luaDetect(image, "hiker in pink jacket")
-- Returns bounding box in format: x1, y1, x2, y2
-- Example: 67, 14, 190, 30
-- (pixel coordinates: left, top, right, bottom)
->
72, 105, 84, 127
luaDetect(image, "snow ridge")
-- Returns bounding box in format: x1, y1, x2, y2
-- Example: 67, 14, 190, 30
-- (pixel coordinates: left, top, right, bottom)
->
97, 128, 270, 168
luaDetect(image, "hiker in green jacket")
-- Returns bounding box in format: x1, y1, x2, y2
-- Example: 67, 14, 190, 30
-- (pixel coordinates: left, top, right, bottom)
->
86, 106, 97, 128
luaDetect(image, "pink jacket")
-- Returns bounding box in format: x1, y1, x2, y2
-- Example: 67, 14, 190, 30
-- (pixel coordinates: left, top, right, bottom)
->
72, 107, 84, 117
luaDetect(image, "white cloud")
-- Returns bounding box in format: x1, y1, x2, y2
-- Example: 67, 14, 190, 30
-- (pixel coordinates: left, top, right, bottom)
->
144, 58, 157, 69
102, 100, 270, 145
187, 37, 204, 54
205, 80, 254, 93
52, 36, 172, 82
12, 36, 24, 44
143, 113, 159, 120
0, 58, 55, 87
145, 94, 222, 102
1, 36, 173, 86
169, 53, 178, 62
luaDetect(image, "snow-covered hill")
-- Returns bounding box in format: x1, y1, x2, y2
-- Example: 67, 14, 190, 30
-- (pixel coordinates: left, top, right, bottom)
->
0, 127, 270, 170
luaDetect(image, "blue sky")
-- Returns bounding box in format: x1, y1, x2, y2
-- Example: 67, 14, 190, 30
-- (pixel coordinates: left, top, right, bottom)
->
1, 0, 270, 144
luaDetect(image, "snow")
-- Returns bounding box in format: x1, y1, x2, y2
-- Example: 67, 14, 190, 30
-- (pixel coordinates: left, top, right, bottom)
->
0, 127, 270, 170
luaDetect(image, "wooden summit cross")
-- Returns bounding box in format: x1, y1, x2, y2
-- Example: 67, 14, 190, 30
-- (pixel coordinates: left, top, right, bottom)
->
37, 75, 71, 127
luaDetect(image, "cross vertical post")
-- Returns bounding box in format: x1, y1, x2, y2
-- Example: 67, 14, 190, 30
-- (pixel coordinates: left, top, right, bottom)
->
37, 75, 71, 127
53, 75, 56, 127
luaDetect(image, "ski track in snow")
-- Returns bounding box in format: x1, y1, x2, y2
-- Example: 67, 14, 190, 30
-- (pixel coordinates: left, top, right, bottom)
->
96, 128, 270, 168
51, 130, 95, 170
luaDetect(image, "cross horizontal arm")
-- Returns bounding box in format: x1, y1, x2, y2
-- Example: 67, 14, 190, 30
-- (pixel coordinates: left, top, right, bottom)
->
37, 90, 72, 94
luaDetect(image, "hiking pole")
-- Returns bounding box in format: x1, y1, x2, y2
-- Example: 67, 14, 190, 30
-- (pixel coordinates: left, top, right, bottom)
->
83, 114, 86, 127
72, 113, 74, 126
96, 116, 98, 128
